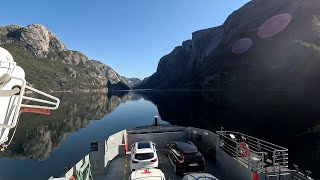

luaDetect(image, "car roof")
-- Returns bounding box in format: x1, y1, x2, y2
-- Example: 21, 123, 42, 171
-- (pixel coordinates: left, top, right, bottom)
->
183, 173, 218, 180
137, 141, 151, 149
130, 169, 164, 180
134, 141, 154, 153
174, 141, 197, 153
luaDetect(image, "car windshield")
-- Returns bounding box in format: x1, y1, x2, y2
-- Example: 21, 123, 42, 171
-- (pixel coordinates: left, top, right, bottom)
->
138, 142, 151, 149
134, 153, 154, 160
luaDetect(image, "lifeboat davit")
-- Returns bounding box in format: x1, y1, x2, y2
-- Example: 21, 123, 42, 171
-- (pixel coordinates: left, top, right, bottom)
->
0, 47, 60, 150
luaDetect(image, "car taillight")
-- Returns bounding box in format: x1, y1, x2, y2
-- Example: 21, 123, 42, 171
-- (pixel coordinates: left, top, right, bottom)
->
178, 154, 184, 164
132, 160, 138, 163
150, 158, 157, 162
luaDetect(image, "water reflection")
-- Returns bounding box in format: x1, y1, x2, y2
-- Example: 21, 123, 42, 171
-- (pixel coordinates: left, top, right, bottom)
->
137, 90, 319, 178
0, 90, 318, 179
0, 91, 140, 160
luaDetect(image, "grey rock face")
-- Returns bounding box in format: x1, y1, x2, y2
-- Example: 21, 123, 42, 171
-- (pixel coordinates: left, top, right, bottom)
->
0, 24, 66, 58
62, 51, 89, 65
90, 60, 127, 86
48, 32, 67, 52
139, 0, 320, 90
189, 26, 224, 68
127, 78, 142, 87
0, 23, 133, 91
19, 24, 51, 58
138, 26, 225, 89
65, 67, 77, 78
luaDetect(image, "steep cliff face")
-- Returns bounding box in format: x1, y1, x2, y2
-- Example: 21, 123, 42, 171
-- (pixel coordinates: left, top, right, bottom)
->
0, 24, 66, 58
138, 0, 320, 90
0, 24, 133, 91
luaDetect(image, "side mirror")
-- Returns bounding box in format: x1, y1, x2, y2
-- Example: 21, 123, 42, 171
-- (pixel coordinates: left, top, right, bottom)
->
153, 143, 156, 146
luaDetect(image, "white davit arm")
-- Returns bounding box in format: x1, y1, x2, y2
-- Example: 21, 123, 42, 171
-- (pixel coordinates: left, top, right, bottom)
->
21, 85, 60, 110
0, 47, 60, 150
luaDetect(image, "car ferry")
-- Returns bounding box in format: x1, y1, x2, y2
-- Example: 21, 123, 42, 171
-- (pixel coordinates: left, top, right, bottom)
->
49, 117, 314, 180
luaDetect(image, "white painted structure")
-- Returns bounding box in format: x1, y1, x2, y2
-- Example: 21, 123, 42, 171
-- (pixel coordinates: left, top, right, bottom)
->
0, 47, 60, 150
50, 124, 314, 180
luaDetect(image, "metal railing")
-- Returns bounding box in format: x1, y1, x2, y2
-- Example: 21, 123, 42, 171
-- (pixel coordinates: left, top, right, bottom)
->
216, 130, 289, 174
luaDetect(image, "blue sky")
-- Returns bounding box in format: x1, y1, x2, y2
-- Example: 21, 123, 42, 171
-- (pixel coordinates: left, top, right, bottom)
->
0, 0, 249, 79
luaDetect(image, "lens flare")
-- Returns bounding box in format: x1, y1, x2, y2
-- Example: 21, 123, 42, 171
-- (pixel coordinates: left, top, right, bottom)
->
258, 13, 292, 39
232, 38, 252, 54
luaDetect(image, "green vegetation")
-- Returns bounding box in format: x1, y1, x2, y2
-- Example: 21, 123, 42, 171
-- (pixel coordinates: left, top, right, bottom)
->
2, 43, 104, 91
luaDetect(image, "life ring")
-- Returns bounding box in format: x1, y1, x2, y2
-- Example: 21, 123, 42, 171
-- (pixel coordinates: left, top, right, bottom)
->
69, 175, 75, 180
239, 142, 250, 158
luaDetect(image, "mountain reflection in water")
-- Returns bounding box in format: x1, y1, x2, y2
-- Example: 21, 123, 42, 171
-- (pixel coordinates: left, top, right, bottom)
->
0, 90, 318, 180
0, 92, 141, 161
137, 90, 319, 179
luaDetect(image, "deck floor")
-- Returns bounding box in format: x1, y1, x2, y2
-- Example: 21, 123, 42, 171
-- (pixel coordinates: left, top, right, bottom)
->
94, 149, 220, 180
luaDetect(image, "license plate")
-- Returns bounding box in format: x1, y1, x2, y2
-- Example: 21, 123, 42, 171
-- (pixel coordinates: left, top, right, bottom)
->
189, 163, 198, 166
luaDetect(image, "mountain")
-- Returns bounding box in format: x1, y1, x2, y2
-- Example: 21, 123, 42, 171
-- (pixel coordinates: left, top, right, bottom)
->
138, 0, 320, 90
0, 24, 136, 91
127, 78, 142, 87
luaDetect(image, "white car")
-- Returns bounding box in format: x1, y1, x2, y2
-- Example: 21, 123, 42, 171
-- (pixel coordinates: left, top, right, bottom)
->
130, 141, 158, 171
129, 168, 166, 180
182, 173, 218, 180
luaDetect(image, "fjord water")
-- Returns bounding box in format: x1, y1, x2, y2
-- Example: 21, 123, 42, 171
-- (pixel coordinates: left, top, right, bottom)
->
0, 90, 318, 179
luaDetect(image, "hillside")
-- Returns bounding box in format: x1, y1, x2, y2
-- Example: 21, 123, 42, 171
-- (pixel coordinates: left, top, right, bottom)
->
138, 0, 320, 90
0, 24, 140, 91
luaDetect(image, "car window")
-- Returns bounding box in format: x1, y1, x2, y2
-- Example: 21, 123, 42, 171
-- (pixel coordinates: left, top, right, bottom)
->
176, 142, 197, 153
138, 142, 151, 149
134, 153, 154, 160
182, 152, 197, 161
172, 144, 182, 157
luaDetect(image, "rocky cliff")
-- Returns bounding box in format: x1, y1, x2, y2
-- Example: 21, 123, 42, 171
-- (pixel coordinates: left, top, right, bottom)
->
138, 0, 320, 90
0, 24, 138, 91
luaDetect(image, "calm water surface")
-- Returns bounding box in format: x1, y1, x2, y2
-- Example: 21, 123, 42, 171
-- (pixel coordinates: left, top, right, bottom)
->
0, 90, 318, 179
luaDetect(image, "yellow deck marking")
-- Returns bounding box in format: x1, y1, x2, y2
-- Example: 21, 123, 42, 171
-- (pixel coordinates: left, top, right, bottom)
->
124, 169, 127, 175
125, 159, 128, 162
125, 164, 127, 168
